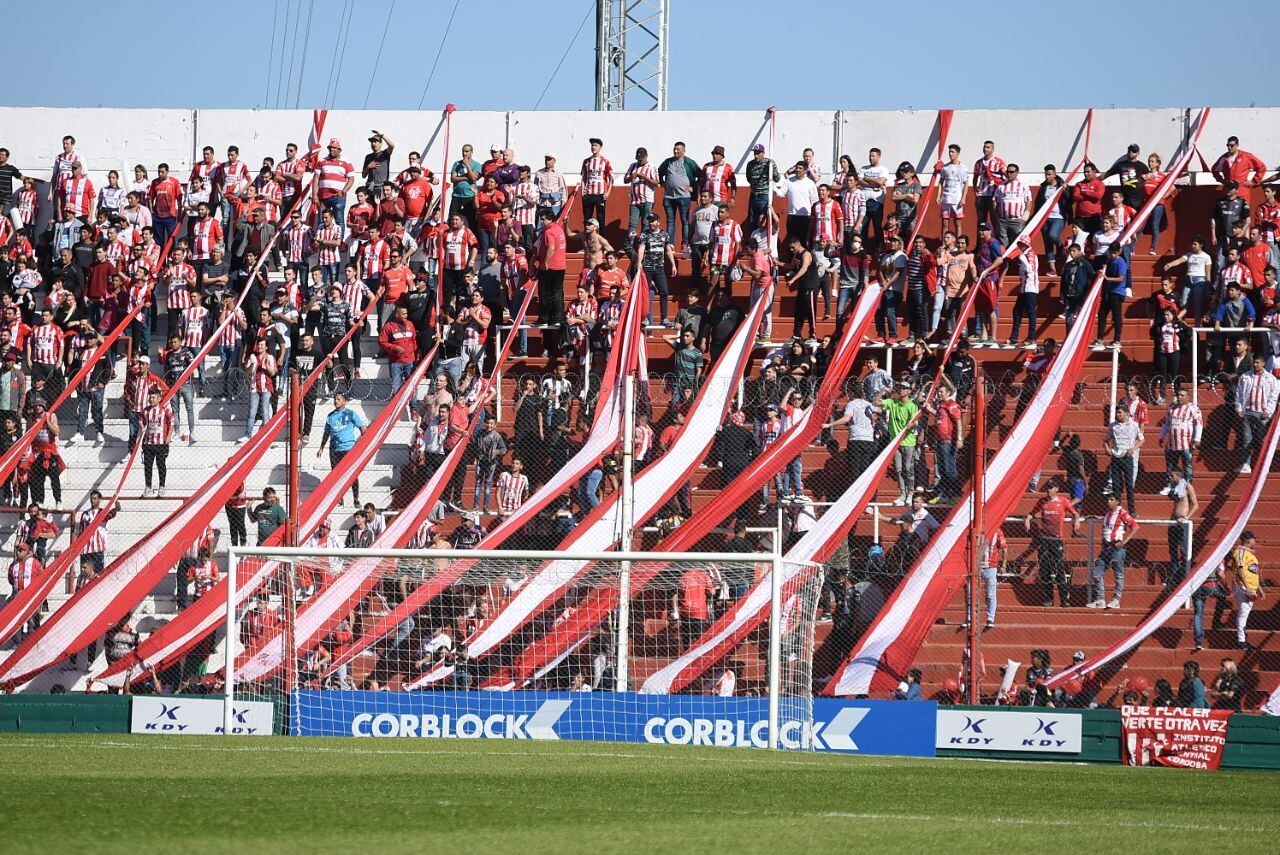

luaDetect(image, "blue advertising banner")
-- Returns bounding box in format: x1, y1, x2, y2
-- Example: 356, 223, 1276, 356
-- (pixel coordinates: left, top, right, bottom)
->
293, 691, 936, 757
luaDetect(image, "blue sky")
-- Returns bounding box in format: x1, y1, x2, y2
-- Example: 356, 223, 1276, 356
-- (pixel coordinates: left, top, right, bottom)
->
5, 0, 1271, 111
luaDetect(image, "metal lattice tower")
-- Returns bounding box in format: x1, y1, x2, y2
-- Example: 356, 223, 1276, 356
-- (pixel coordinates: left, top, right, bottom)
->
594, 0, 669, 111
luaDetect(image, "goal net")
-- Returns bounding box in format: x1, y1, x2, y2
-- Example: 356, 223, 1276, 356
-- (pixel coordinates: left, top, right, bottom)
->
222, 548, 824, 751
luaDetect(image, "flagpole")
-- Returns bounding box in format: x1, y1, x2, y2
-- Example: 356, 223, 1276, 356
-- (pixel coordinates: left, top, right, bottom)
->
967, 371, 986, 704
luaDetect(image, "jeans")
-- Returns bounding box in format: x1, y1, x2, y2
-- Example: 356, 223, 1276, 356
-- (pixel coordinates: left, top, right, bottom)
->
1192, 584, 1230, 645
906, 287, 928, 340
876, 289, 901, 339
320, 262, 342, 288
894, 444, 919, 497
627, 202, 652, 235
76, 387, 105, 436
747, 194, 770, 231
664, 197, 691, 246
1164, 448, 1193, 483
1181, 277, 1208, 324
320, 197, 347, 237
784, 458, 803, 498
1239, 410, 1266, 466
1042, 217, 1065, 268
153, 216, 177, 250
171, 384, 196, 437
389, 361, 413, 396
645, 266, 670, 325
981, 565, 998, 624
862, 199, 884, 247
246, 389, 273, 437
1167, 521, 1190, 587
1010, 292, 1038, 342
508, 286, 532, 353
474, 461, 498, 511
836, 286, 858, 327
1147, 204, 1166, 251
578, 467, 604, 511
1108, 454, 1137, 512
935, 439, 959, 498
1092, 544, 1126, 603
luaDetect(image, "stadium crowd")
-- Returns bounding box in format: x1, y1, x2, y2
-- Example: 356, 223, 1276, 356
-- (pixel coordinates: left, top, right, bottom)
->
0, 124, 1274, 699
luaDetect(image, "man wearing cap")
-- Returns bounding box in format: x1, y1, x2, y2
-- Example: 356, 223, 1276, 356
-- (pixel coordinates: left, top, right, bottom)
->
362, 130, 396, 198
59, 160, 95, 221
745, 144, 781, 231
1228, 531, 1263, 650
449, 144, 483, 228
580, 138, 613, 229
624, 147, 659, 238
311, 139, 356, 236
881, 382, 920, 504
1105, 144, 1149, 211
702, 145, 737, 207
7, 540, 44, 637
658, 141, 701, 249
635, 213, 677, 328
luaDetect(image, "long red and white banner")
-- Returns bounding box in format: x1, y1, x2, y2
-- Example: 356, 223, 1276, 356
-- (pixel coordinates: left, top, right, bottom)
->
1052, 412, 1279, 692
407, 293, 769, 689
824, 108, 1211, 698
319, 273, 646, 678
233, 275, 541, 683
487, 282, 883, 689
641, 417, 917, 695
1122, 705, 1232, 770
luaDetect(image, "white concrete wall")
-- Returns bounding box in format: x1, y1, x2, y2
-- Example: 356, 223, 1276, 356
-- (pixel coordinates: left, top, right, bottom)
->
0, 105, 1260, 196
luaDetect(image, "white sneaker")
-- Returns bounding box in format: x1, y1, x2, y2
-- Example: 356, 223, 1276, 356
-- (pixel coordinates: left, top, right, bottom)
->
1106, 598, 1121, 609
891, 495, 908, 507
66, 434, 80, 447
142, 488, 155, 498
1086, 599, 1105, 609
157, 487, 166, 498
237, 436, 249, 444
1237, 463, 1253, 474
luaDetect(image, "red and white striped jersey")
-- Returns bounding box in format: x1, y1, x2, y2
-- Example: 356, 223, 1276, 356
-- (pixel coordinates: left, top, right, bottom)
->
580, 155, 613, 195
1160, 402, 1203, 451
1121, 396, 1147, 424
709, 219, 742, 266
360, 238, 390, 279
495, 470, 529, 516
627, 161, 658, 205
1018, 252, 1039, 295
1218, 262, 1253, 294
216, 160, 251, 199
1236, 369, 1280, 415
566, 297, 597, 343
511, 180, 538, 226
5, 320, 29, 349
184, 524, 216, 560
500, 254, 529, 297
61, 177, 94, 216
440, 226, 478, 271
277, 157, 305, 198
464, 304, 492, 346
75, 507, 110, 555
994, 179, 1031, 220
974, 155, 1007, 196
127, 281, 151, 314
1157, 322, 1180, 355
189, 159, 219, 186
634, 423, 653, 460
341, 278, 370, 312
104, 238, 129, 268
811, 199, 843, 243
181, 305, 209, 348
598, 298, 624, 348
141, 403, 174, 445
1256, 201, 1280, 242
139, 241, 161, 273
192, 560, 220, 598
314, 223, 342, 266
15, 188, 38, 226
283, 223, 311, 263
8, 556, 40, 591
982, 527, 1006, 569
257, 179, 282, 222
164, 261, 196, 308
315, 158, 355, 199
1108, 203, 1136, 232
29, 323, 62, 365
838, 188, 866, 229
217, 307, 246, 347
408, 520, 438, 549
190, 217, 223, 260
702, 162, 735, 202
1101, 506, 1137, 543
246, 352, 278, 393
757, 418, 782, 449
126, 371, 153, 413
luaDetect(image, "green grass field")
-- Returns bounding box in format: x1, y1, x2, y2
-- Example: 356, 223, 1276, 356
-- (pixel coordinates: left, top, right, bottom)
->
2, 735, 1278, 853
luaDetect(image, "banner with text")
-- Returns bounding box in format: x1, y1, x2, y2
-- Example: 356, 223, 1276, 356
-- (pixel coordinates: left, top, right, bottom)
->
1121, 705, 1231, 770
294, 691, 936, 757
937, 709, 1082, 754
130, 697, 274, 736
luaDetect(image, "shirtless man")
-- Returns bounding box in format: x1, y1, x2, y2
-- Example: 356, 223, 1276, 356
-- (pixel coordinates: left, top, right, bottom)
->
1166, 467, 1199, 589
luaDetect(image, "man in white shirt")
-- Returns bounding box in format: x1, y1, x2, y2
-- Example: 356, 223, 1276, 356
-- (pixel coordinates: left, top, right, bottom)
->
858, 147, 889, 249
824, 392, 878, 478
688, 189, 719, 280
1235, 354, 1280, 473
939, 143, 969, 237
1103, 405, 1143, 513
783, 161, 819, 252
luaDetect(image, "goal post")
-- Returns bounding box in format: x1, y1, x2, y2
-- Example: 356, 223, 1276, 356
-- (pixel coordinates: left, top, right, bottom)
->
223, 546, 823, 750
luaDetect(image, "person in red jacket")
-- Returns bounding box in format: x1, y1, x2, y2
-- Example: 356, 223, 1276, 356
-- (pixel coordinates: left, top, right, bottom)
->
378, 304, 417, 396
1212, 136, 1267, 188
1073, 162, 1106, 233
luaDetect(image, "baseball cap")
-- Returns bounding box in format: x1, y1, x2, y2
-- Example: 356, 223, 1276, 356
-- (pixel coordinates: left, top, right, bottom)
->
2, 349, 16, 361
586, 218, 599, 227
139, 355, 150, 365
328, 138, 341, 148
752, 144, 766, 153
407, 165, 421, 174
1072, 650, 1086, 662
635, 146, 647, 157
1242, 530, 1257, 541
646, 213, 660, 222
1127, 143, 1140, 153
712, 145, 726, 156
490, 142, 503, 152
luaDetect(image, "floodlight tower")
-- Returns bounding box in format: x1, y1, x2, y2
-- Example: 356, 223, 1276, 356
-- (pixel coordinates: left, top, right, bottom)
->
594, 0, 669, 111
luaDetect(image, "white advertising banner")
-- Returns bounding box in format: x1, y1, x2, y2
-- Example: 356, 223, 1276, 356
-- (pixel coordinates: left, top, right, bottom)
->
936, 709, 1082, 754
130, 697, 274, 736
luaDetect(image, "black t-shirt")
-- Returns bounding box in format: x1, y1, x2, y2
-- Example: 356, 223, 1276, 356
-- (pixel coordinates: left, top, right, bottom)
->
399, 290, 433, 329
709, 303, 745, 349
0, 163, 21, 204
363, 150, 391, 186
514, 393, 543, 439
1107, 156, 1149, 206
